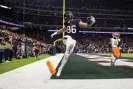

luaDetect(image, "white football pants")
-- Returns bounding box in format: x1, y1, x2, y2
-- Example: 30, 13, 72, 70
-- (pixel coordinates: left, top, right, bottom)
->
56, 35, 76, 76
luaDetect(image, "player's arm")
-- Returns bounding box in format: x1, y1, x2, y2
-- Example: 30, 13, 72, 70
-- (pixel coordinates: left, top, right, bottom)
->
51, 27, 66, 38
79, 16, 96, 28
118, 38, 121, 48
51, 20, 70, 38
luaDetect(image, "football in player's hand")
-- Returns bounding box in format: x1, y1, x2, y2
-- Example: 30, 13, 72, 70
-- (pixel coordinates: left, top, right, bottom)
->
86, 16, 95, 24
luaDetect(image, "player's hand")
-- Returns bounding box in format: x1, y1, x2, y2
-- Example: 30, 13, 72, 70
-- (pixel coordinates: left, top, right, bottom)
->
119, 47, 121, 50
51, 32, 58, 38
86, 16, 96, 25
51, 34, 54, 38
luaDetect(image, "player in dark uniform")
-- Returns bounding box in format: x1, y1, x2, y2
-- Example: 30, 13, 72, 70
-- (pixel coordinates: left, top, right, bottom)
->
51, 11, 96, 76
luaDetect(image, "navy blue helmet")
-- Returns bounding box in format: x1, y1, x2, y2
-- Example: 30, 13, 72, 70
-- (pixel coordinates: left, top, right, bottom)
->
64, 11, 74, 21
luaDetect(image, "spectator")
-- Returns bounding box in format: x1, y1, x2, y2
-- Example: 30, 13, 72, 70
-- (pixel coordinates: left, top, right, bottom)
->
4, 36, 12, 62
0, 37, 5, 63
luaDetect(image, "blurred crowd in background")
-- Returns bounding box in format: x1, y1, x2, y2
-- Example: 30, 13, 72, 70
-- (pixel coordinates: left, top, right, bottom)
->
1, 25, 133, 63
1, 0, 133, 28
74, 34, 133, 54
0, 0, 133, 63
58, 33, 133, 54
0, 27, 52, 63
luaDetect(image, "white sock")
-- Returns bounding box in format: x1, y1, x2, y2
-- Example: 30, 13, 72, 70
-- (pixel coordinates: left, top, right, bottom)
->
112, 58, 116, 63
111, 53, 116, 63
57, 54, 69, 76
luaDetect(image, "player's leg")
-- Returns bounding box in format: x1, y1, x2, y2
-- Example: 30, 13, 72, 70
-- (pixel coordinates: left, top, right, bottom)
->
111, 47, 119, 66
116, 47, 120, 59
56, 44, 73, 77
56, 40, 76, 77
111, 53, 116, 66
69, 40, 76, 54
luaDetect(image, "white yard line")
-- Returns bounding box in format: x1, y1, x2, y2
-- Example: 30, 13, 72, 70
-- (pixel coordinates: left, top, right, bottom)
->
0, 53, 133, 89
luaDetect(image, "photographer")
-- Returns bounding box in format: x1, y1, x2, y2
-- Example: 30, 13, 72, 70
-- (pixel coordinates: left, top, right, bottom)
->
32, 41, 41, 60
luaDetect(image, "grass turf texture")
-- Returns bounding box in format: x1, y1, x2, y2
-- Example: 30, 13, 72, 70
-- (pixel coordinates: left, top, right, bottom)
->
0, 54, 50, 75
51, 54, 133, 79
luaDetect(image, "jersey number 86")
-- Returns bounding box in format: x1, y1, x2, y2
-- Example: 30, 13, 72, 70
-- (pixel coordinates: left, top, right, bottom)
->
66, 25, 76, 33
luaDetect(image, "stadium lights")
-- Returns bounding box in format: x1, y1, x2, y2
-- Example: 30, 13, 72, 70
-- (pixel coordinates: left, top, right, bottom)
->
0, 5, 11, 9
0, 19, 24, 27
128, 27, 133, 30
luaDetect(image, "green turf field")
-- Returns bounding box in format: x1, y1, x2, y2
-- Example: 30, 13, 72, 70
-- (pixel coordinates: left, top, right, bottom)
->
51, 54, 133, 79
101, 53, 133, 58
0, 54, 50, 75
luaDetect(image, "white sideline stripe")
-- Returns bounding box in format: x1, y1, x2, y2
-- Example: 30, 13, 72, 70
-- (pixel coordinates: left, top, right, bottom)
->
0, 54, 63, 89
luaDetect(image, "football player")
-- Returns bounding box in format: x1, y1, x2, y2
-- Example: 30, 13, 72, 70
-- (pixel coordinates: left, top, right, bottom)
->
51, 11, 96, 76
110, 32, 121, 66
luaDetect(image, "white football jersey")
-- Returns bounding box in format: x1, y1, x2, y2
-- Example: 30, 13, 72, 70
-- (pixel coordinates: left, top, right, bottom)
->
110, 38, 120, 47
